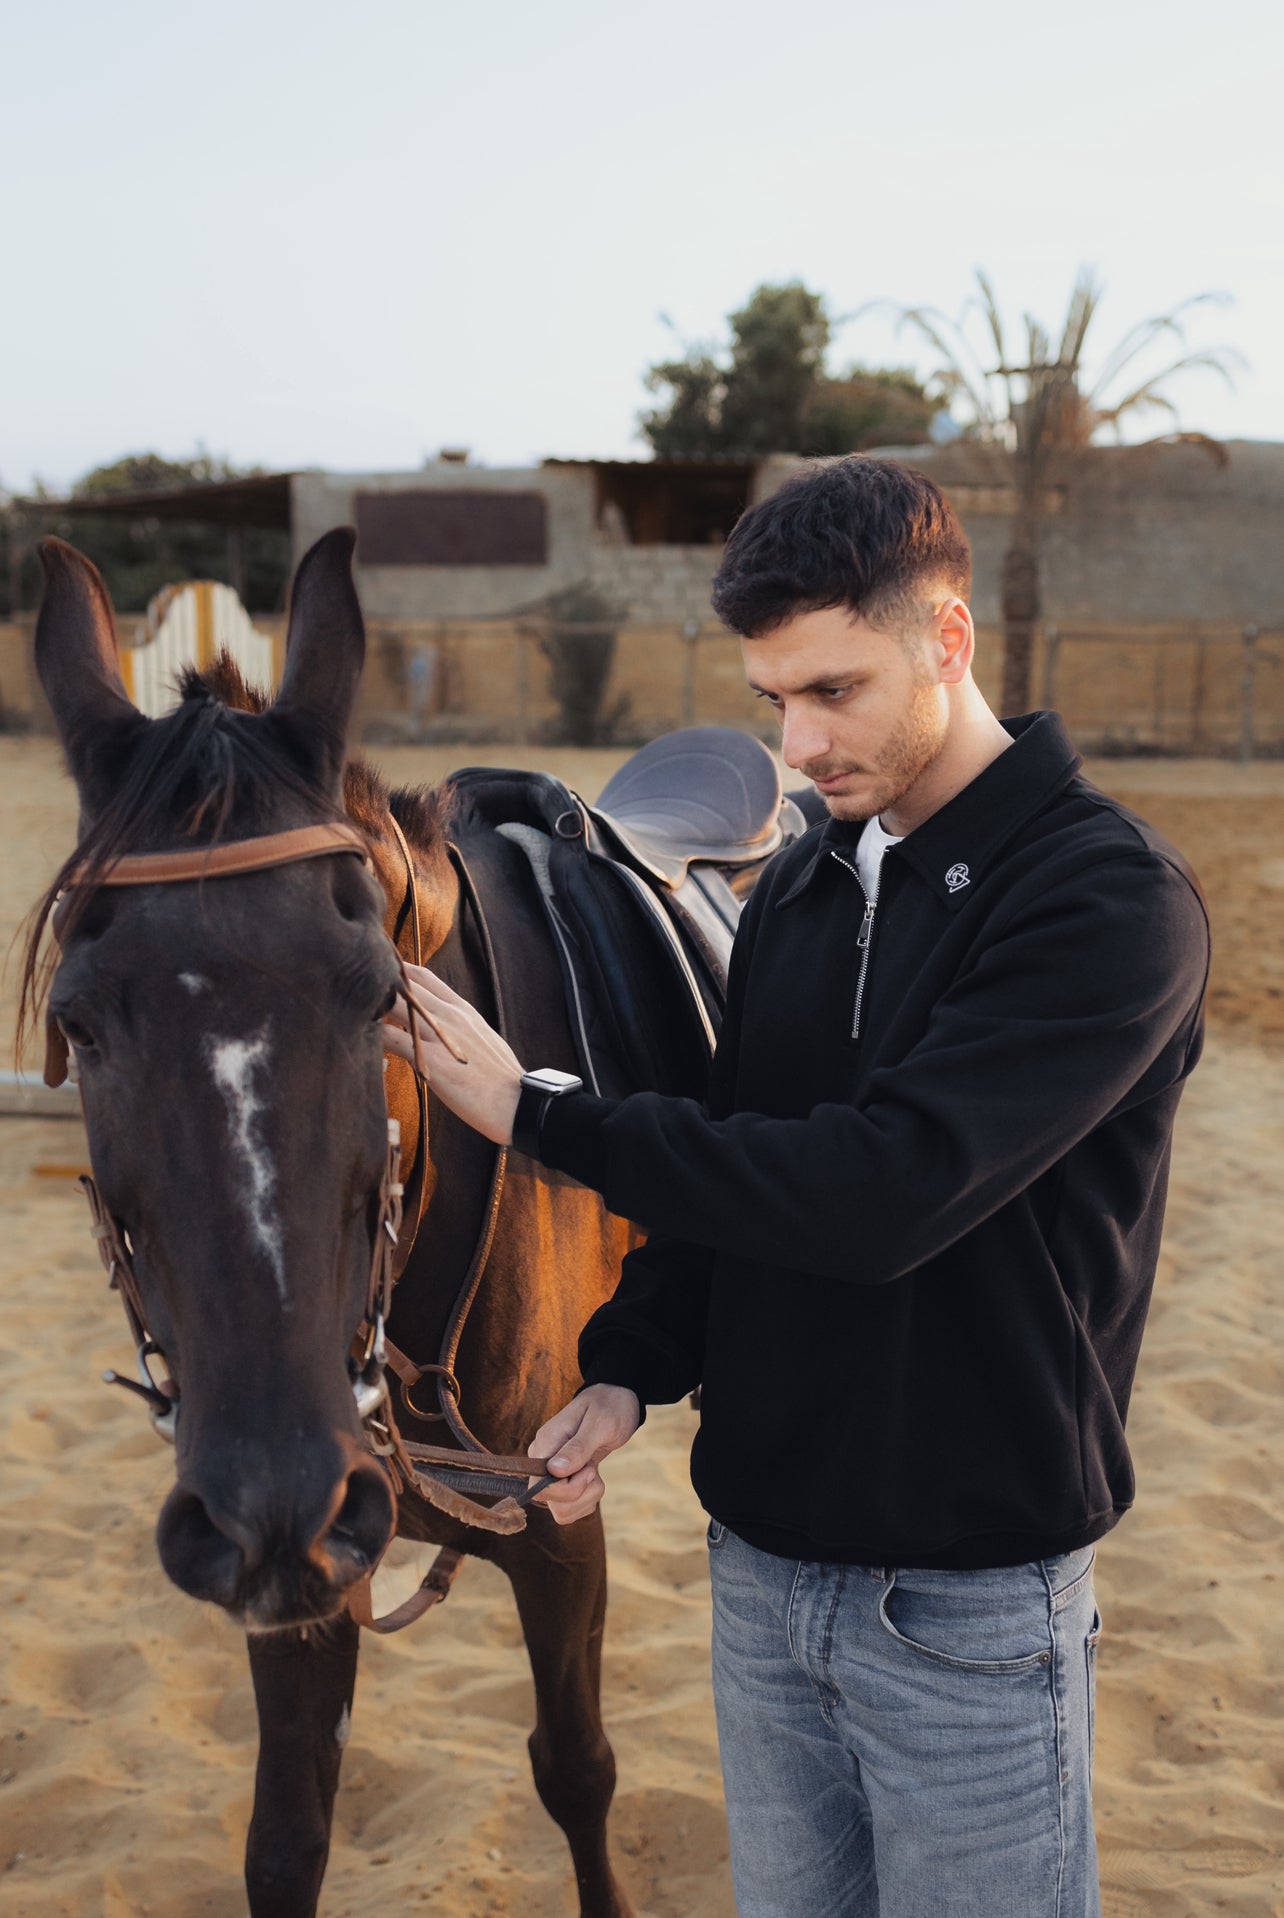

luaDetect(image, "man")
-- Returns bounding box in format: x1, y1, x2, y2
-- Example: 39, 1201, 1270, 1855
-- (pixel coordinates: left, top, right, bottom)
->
386, 456, 1209, 1917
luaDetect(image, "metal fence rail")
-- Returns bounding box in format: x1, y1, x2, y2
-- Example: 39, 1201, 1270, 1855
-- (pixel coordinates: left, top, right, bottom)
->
1040, 625, 1284, 760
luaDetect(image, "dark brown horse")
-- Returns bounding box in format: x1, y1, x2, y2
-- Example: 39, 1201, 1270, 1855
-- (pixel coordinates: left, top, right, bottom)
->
24, 530, 642, 1916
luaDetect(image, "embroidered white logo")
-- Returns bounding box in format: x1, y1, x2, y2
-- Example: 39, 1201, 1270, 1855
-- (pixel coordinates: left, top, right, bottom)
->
945, 863, 971, 893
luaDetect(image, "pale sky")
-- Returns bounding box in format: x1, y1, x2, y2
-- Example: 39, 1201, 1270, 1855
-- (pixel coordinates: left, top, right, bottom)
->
7, 0, 1282, 495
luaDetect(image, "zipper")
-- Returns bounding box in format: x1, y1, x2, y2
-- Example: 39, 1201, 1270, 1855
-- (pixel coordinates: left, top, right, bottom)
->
830, 849, 877, 1040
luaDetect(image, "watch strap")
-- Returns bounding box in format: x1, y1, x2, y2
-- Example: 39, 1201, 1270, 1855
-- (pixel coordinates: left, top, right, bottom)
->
513, 1077, 553, 1158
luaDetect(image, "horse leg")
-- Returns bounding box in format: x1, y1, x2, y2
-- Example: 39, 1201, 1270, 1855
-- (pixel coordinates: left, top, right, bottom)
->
243, 1613, 360, 1918
502, 1509, 635, 1918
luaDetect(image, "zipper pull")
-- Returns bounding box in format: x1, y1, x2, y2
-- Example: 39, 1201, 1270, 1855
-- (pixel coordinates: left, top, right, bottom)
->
856, 900, 876, 947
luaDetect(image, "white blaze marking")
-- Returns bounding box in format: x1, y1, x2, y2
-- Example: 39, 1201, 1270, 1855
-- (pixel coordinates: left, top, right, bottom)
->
178, 972, 210, 995
207, 1027, 287, 1300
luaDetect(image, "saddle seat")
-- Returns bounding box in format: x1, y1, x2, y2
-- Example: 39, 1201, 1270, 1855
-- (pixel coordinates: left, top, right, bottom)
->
589, 725, 792, 886
451, 728, 808, 1103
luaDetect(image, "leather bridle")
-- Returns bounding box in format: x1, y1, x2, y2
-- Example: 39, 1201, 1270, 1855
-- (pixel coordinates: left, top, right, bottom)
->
47, 817, 551, 1631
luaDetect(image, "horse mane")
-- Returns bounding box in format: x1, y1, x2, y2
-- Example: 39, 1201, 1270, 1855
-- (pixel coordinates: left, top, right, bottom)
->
17, 651, 453, 1060
343, 760, 456, 854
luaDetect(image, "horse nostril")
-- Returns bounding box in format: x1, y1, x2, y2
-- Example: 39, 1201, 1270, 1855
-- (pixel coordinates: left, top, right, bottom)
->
156, 1485, 247, 1609
321, 1461, 395, 1579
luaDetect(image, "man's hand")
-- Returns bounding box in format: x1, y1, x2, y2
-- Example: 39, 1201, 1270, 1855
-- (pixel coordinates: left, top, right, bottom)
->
384, 963, 524, 1144
529, 1384, 643, 1524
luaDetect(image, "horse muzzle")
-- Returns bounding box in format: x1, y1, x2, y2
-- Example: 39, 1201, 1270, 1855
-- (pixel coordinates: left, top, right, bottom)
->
155, 1436, 395, 1629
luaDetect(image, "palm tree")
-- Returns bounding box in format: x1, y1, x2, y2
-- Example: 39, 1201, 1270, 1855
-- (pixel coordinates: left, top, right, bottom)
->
893, 270, 1239, 715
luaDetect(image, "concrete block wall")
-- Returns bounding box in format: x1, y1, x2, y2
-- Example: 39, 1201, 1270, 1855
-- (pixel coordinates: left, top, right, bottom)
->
586, 546, 724, 628
292, 464, 600, 623
906, 440, 1284, 630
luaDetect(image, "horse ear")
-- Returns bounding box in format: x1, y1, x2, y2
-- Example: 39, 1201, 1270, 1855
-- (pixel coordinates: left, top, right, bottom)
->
35, 538, 147, 816
270, 527, 365, 796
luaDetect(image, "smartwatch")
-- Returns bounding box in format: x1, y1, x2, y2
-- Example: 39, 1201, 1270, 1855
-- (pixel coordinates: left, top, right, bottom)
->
513, 1067, 584, 1158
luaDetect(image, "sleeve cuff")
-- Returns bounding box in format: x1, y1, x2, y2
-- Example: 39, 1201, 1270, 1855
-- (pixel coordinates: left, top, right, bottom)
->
536, 1088, 617, 1190
577, 1336, 666, 1419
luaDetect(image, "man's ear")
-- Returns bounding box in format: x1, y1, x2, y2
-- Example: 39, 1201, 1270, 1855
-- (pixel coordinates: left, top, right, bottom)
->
34, 538, 148, 821
269, 527, 366, 798
935, 598, 975, 684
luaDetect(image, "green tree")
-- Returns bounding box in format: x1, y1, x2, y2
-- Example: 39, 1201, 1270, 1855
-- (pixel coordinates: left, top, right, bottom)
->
8, 451, 290, 614
642, 282, 941, 459
892, 270, 1238, 715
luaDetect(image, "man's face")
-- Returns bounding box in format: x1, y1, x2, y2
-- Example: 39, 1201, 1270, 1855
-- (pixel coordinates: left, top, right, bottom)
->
743, 603, 948, 823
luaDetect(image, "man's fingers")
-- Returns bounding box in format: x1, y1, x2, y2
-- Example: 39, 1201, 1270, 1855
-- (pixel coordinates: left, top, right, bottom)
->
399, 984, 469, 1064
530, 1400, 596, 1474
404, 964, 466, 1008
535, 1464, 605, 1523
382, 1025, 427, 1075
530, 1385, 642, 1480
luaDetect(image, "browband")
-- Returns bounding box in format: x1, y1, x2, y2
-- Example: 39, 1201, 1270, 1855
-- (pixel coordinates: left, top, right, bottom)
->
43, 821, 374, 1088
64, 821, 371, 889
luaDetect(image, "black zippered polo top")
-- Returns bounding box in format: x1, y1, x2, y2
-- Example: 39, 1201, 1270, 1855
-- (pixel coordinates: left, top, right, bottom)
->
542, 714, 1211, 1568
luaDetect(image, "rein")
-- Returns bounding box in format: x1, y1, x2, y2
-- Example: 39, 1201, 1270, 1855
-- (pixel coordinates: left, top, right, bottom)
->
49, 815, 551, 1633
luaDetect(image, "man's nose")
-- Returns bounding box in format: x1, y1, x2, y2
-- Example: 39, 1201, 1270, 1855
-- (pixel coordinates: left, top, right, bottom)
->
781, 707, 830, 770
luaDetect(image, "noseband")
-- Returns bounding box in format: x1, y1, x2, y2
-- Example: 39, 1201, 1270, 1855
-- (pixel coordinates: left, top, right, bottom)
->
50, 819, 550, 1616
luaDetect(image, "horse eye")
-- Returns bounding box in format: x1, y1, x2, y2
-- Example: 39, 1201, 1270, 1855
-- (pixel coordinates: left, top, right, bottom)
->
374, 986, 398, 1021
58, 1016, 95, 1050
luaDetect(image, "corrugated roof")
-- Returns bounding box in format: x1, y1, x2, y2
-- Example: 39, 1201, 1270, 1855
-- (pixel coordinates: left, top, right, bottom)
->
17, 472, 295, 529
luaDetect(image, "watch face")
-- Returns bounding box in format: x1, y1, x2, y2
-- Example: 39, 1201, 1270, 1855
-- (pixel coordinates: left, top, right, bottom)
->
524, 1068, 582, 1094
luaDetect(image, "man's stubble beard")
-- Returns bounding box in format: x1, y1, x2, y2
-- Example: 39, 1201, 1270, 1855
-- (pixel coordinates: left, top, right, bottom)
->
822, 676, 949, 824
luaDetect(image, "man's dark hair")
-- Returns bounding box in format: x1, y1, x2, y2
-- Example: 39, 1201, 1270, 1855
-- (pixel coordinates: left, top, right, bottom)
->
711, 455, 972, 638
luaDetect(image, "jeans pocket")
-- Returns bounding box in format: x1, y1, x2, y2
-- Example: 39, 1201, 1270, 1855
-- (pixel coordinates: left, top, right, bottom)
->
706, 1517, 729, 1550
877, 1566, 1055, 1674
1045, 1545, 1096, 1611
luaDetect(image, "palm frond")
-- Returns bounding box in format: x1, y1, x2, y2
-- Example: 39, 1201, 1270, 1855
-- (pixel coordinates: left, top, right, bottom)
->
1095, 392, 1180, 439
1155, 430, 1232, 468
971, 269, 1009, 368
1097, 348, 1241, 425
1024, 317, 1050, 369
1086, 293, 1232, 399
1057, 268, 1101, 367
894, 303, 996, 425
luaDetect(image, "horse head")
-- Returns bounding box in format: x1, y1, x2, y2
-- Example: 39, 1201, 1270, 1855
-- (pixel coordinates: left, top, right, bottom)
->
28, 530, 400, 1629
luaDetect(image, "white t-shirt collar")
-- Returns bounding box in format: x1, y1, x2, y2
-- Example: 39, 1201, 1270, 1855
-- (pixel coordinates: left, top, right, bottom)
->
854, 813, 904, 902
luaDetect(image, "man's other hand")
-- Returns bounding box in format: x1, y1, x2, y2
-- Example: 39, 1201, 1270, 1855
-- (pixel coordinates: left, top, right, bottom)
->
529, 1384, 643, 1524
384, 963, 524, 1145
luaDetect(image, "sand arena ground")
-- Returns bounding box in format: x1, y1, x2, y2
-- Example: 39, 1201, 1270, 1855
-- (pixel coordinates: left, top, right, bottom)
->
0, 739, 1281, 1917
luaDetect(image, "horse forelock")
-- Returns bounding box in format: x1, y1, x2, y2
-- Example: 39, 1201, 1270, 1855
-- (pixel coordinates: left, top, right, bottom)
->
181, 651, 271, 714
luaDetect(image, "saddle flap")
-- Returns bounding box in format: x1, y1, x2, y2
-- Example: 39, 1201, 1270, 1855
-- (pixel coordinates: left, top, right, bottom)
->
498, 821, 718, 1101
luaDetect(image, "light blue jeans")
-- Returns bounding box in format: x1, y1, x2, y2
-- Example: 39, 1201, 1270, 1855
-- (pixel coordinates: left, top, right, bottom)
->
708, 1522, 1101, 1918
